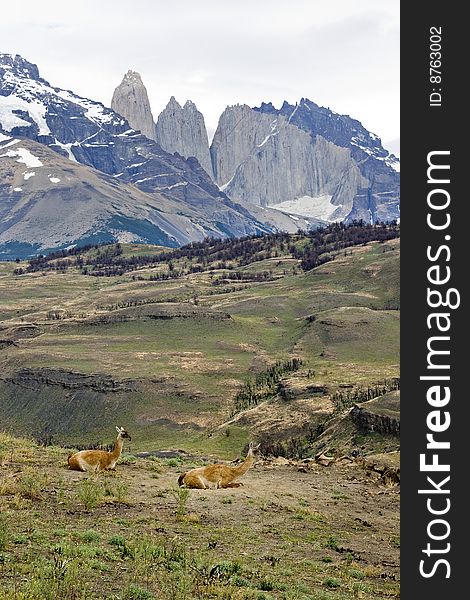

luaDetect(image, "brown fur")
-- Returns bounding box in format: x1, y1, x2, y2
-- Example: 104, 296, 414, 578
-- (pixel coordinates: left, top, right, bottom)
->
178, 443, 260, 489
67, 427, 131, 472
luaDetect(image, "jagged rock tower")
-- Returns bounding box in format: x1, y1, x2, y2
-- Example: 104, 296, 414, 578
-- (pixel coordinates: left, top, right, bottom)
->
111, 70, 156, 141
155, 97, 214, 178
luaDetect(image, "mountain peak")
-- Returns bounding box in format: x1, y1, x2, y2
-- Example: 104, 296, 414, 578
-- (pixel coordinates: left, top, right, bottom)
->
0, 53, 40, 80
111, 70, 156, 140
156, 97, 213, 178
166, 96, 182, 110
123, 70, 143, 83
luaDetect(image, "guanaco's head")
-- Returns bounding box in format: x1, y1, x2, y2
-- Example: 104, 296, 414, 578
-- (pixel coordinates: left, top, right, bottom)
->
248, 442, 261, 456
116, 426, 132, 441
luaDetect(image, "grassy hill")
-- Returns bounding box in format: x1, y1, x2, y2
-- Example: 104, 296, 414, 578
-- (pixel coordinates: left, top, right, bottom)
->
0, 228, 399, 457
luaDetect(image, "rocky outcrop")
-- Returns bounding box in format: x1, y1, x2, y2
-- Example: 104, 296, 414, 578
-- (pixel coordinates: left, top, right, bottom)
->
210, 100, 400, 223
1, 368, 137, 392
155, 97, 214, 178
111, 70, 156, 140
350, 391, 400, 436
83, 303, 232, 325
278, 379, 329, 401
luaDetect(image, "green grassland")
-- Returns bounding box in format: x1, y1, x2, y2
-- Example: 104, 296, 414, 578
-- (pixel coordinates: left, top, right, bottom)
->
0, 237, 399, 455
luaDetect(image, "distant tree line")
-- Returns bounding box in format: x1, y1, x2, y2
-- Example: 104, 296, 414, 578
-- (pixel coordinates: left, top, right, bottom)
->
16, 221, 399, 277
290, 221, 400, 271
211, 271, 276, 285
331, 378, 400, 413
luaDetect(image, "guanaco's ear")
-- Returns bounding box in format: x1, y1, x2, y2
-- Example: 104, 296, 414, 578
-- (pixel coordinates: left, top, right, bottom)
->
116, 426, 122, 433
254, 443, 261, 450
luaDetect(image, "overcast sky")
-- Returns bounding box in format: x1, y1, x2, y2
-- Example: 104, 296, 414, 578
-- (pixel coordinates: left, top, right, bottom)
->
1, 0, 400, 155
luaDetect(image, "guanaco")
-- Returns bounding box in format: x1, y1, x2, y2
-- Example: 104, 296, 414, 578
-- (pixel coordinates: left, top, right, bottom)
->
178, 442, 261, 489
67, 426, 131, 472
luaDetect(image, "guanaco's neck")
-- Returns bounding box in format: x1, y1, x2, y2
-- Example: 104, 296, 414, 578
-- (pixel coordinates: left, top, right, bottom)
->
112, 436, 124, 459
233, 450, 254, 476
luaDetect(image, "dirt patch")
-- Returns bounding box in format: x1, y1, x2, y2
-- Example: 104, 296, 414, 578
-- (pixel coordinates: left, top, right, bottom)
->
166, 352, 235, 373
64, 456, 401, 572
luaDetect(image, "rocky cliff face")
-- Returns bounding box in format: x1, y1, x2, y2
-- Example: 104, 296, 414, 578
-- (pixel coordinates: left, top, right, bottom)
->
210, 104, 365, 221
111, 70, 156, 140
210, 100, 399, 223
155, 97, 214, 178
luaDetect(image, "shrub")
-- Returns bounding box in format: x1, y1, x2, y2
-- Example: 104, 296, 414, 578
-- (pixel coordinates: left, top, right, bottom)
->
18, 469, 47, 500
170, 487, 191, 520
118, 454, 137, 465
77, 477, 104, 510
79, 530, 101, 543
325, 536, 339, 551
324, 577, 341, 588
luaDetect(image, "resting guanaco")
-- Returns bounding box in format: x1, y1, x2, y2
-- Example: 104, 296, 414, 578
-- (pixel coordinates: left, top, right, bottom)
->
178, 442, 261, 489
67, 426, 131, 472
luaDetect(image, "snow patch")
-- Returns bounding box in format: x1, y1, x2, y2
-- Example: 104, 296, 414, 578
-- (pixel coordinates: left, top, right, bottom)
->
287, 104, 299, 123
13, 187, 23, 192
54, 140, 78, 162
165, 181, 188, 190
385, 156, 400, 172
1, 147, 43, 167
117, 129, 136, 137
351, 136, 400, 173
1, 138, 20, 149
0, 94, 50, 134
134, 174, 173, 183
56, 90, 114, 125
270, 195, 337, 221
23, 171, 36, 180
109, 231, 142, 244
219, 174, 235, 192
49, 177, 61, 183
